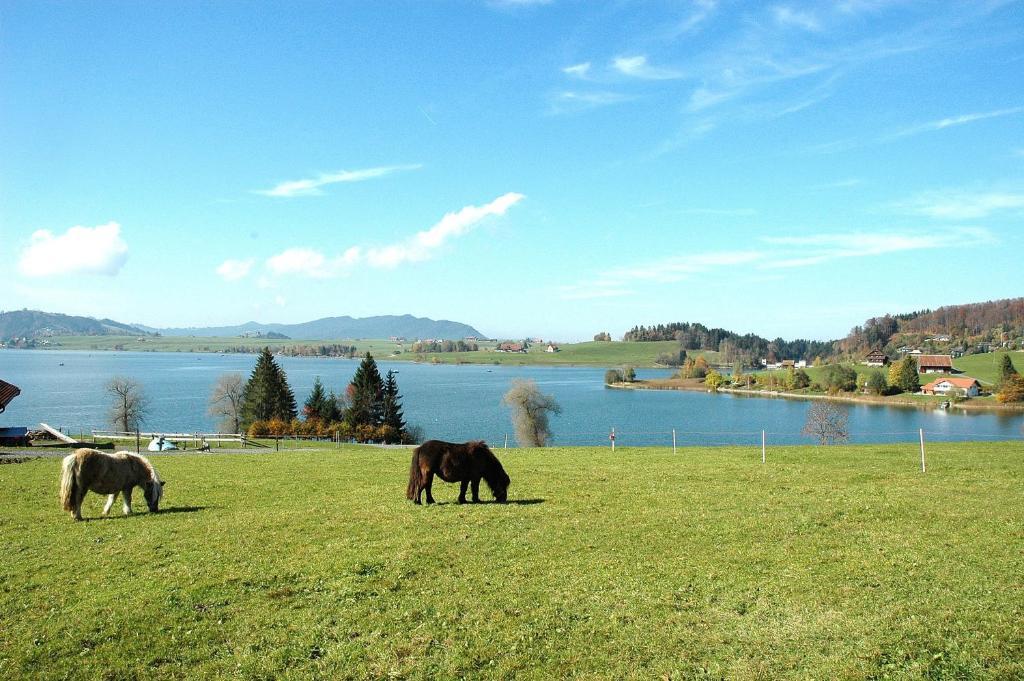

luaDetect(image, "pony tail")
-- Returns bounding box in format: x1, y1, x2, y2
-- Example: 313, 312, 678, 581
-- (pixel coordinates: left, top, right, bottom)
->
59, 454, 78, 512
406, 450, 420, 500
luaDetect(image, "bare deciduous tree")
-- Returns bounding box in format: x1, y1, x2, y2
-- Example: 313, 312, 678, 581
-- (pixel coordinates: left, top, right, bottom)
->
502, 379, 561, 447
801, 401, 849, 445
208, 373, 245, 433
107, 376, 149, 433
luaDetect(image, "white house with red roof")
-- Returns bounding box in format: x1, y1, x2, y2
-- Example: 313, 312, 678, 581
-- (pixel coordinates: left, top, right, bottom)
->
921, 376, 981, 397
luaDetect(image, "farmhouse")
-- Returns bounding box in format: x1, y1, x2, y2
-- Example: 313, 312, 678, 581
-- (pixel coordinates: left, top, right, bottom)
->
921, 377, 982, 397
497, 342, 526, 353
916, 354, 954, 373
863, 349, 889, 366
546, 343, 560, 353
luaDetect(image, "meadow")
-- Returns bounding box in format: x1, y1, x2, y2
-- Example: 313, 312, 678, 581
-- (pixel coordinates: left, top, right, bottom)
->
2, 442, 1022, 679
26, 336, 694, 368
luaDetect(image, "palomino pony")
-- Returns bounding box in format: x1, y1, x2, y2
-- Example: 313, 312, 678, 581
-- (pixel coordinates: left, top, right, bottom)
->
59, 448, 166, 521
406, 440, 510, 505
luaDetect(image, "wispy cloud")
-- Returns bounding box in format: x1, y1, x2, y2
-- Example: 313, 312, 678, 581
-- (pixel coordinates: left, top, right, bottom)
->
216, 258, 255, 281
254, 164, 422, 198
366, 192, 524, 268
561, 227, 993, 298
894, 190, 1024, 219
760, 227, 995, 268
670, 0, 718, 37
19, 222, 129, 277
549, 90, 635, 114
561, 251, 761, 301
772, 6, 821, 31
562, 62, 591, 78
259, 193, 525, 278
886, 106, 1024, 140
612, 55, 683, 80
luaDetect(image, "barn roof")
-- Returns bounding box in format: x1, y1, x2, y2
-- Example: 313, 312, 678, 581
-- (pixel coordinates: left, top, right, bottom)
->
916, 355, 953, 367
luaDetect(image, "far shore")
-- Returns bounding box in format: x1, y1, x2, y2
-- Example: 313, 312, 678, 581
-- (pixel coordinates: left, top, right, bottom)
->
609, 379, 1024, 413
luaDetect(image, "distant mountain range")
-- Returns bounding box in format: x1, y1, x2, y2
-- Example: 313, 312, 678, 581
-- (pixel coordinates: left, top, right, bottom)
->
135, 315, 485, 340
0, 310, 148, 339
0, 310, 485, 341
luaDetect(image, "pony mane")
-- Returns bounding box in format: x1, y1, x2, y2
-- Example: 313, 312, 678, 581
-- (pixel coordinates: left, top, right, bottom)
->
116, 450, 161, 483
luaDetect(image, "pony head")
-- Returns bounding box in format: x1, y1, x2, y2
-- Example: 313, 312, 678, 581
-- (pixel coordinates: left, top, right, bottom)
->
473, 441, 510, 503
142, 470, 165, 512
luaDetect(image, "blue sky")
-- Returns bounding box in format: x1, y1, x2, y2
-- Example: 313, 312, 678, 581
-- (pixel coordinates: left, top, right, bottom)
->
1, 0, 1022, 341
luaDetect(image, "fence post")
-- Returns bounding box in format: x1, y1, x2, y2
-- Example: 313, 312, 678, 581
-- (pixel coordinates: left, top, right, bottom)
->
504, 433, 508, 450
672, 429, 677, 455
136, 429, 140, 454
919, 428, 926, 473
610, 427, 616, 452
761, 430, 766, 464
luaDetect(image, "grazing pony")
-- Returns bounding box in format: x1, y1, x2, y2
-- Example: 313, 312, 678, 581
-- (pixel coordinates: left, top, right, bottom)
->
406, 440, 509, 505
59, 448, 165, 521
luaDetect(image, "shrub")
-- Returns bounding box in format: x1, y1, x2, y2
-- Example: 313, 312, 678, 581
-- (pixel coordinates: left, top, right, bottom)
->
604, 369, 624, 385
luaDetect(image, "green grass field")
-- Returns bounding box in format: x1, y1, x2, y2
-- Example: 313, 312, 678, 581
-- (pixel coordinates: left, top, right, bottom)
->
28, 336, 694, 368
2, 443, 1023, 679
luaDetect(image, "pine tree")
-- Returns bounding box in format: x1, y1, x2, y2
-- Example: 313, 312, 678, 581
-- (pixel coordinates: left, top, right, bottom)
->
346, 352, 384, 429
998, 354, 1019, 388
381, 370, 407, 443
303, 376, 329, 421
241, 347, 297, 428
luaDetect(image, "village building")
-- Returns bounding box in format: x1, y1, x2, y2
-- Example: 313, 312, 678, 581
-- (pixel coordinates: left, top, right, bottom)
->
863, 349, 889, 366
546, 343, 560, 353
921, 377, 982, 397
497, 342, 526, 353
915, 354, 954, 373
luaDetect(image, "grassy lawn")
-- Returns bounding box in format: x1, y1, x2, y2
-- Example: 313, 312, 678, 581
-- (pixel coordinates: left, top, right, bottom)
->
2, 443, 1023, 679
25, 336, 692, 368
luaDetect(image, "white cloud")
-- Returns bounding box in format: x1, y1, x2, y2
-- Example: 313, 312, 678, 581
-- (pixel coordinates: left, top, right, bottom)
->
18, 221, 129, 277
888, 107, 1024, 140
612, 55, 682, 80
772, 6, 821, 31
254, 164, 422, 198
216, 258, 255, 281
760, 227, 995, 267
549, 90, 635, 114
263, 193, 524, 277
366, 192, 525, 268
562, 62, 591, 78
265, 246, 361, 279
895, 190, 1024, 219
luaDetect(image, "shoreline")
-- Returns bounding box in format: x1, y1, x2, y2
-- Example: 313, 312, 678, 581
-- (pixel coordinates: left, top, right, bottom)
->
609, 380, 1024, 413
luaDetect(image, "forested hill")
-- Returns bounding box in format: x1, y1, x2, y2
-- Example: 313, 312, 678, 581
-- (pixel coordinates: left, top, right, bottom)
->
0, 310, 148, 339
840, 297, 1024, 354
623, 322, 835, 363
142, 314, 485, 341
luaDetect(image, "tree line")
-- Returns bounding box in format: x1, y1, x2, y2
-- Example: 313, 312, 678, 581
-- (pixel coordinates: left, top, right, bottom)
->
623, 321, 835, 363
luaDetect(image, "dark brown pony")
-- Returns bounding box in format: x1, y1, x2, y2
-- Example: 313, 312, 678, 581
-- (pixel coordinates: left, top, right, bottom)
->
406, 440, 510, 505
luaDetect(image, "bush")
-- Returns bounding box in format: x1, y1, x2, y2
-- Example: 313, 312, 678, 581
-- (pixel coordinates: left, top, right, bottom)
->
790, 369, 811, 390
996, 374, 1024, 403
865, 370, 888, 396
704, 370, 723, 391
822, 365, 857, 393
604, 369, 624, 385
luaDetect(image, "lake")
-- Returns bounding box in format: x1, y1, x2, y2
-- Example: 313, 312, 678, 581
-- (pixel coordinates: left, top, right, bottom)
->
1, 350, 1021, 446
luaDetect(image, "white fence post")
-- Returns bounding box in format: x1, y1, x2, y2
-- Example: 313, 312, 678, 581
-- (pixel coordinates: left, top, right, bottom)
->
610, 427, 616, 452
672, 429, 677, 455
919, 428, 926, 473
761, 430, 766, 464
504, 433, 508, 450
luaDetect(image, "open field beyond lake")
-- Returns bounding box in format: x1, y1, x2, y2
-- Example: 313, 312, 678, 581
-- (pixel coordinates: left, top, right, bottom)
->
24, 336, 700, 367
2, 443, 1023, 679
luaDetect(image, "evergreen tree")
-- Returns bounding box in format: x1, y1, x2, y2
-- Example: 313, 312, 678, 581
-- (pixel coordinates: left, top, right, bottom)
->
346, 352, 384, 428
325, 390, 344, 423
887, 355, 920, 393
998, 354, 1019, 387
381, 370, 407, 443
303, 376, 330, 420
241, 347, 297, 428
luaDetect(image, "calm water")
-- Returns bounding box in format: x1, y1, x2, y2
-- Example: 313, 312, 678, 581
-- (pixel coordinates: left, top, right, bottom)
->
2, 350, 1021, 446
